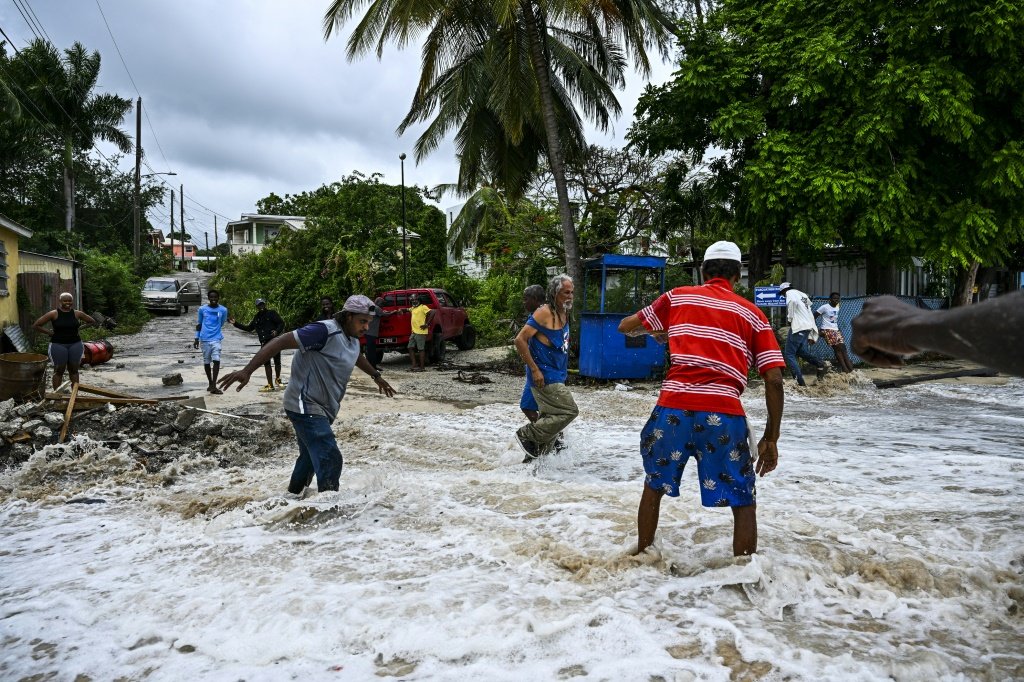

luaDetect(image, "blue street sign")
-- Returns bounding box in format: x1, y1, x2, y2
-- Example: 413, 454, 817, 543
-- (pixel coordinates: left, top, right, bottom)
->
754, 286, 786, 307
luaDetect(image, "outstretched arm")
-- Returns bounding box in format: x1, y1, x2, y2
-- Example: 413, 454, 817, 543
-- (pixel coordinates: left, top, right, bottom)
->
618, 313, 668, 343
354, 353, 396, 397
218, 332, 299, 391
851, 292, 1024, 377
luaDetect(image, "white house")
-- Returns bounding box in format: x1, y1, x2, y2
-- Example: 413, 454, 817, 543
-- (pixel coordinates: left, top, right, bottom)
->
225, 214, 307, 256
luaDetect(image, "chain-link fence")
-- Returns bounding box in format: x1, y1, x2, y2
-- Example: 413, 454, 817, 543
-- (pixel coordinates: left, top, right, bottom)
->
795, 295, 947, 366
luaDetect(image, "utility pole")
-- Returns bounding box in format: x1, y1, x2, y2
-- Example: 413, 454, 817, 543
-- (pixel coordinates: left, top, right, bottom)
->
213, 216, 218, 273
400, 153, 408, 289
205, 233, 210, 273
133, 96, 142, 264
179, 183, 185, 272
169, 190, 175, 272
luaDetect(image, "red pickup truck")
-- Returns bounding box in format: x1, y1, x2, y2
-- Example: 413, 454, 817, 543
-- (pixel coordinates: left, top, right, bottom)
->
363, 288, 476, 365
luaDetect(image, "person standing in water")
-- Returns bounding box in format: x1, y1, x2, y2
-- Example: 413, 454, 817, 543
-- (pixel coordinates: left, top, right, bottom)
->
618, 241, 785, 557
815, 292, 854, 372
518, 284, 547, 424
32, 292, 95, 389
218, 295, 396, 495
514, 275, 578, 462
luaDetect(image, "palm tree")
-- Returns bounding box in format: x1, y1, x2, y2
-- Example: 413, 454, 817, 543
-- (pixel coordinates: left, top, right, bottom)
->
11, 40, 132, 232
323, 0, 675, 284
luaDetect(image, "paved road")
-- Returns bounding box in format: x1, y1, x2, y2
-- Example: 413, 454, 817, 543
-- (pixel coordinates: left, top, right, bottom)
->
84, 272, 295, 406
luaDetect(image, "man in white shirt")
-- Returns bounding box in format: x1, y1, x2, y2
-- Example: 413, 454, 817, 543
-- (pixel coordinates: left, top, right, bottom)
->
815, 292, 854, 372
780, 282, 826, 386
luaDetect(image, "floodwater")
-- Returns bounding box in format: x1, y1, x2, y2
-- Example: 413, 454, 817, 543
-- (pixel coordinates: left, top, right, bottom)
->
1, 373, 1022, 681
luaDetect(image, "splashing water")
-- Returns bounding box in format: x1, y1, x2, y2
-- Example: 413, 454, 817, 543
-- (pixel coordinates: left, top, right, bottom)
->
1, 378, 1022, 680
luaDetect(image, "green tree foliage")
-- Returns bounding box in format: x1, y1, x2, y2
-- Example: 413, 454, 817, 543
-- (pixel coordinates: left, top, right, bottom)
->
0, 41, 164, 260
630, 0, 1024, 286
322, 0, 676, 285
79, 249, 147, 329
2, 39, 132, 234
213, 173, 446, 327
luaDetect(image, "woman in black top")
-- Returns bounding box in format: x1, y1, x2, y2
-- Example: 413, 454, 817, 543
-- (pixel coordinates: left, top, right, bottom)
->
32, 293, 96, 389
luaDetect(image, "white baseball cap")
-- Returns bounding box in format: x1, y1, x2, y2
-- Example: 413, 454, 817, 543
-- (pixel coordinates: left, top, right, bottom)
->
703, 240, 742, 262
779, 282, 792, 291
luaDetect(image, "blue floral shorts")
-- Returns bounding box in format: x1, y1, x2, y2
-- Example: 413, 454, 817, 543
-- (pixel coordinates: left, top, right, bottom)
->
640, 406, 756, 507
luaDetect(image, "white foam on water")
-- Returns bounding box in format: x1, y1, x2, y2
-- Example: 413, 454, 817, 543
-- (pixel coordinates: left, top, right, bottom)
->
1, 379, 1022, 680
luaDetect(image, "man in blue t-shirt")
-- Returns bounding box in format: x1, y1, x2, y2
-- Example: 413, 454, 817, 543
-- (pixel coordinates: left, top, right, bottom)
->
513, 274, 579, 462
193, 289, 229, 394
218, 295, 396, 495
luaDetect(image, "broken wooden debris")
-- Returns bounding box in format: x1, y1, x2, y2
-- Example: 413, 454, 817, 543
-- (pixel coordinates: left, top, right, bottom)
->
872, 367, 998, 389
58, 383, 79, 443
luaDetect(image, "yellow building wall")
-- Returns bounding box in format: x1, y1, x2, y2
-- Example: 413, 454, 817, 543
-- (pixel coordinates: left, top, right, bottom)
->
18, 252, 73, 279
0, 226, 22, 329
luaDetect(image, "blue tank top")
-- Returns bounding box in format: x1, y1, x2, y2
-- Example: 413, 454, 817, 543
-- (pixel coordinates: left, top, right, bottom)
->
525, 314, 570, 385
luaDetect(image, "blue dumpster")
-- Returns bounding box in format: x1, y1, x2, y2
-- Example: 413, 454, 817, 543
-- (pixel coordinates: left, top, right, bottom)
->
579, 254, 667, 380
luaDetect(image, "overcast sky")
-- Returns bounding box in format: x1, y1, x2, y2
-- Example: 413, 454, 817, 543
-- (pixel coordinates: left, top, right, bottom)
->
0, 1, 675, 247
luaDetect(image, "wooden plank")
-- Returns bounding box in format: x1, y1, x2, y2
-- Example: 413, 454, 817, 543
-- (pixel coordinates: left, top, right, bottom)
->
67, 396, 158, 406
58, 383, 79, 443
46, 393, 159, 406
873, 367, 998, 389
76, 383, 140, 400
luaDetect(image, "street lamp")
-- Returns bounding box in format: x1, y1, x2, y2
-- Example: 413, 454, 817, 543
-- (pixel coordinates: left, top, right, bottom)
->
133, 171, 177, 264
399, 153, 408, 289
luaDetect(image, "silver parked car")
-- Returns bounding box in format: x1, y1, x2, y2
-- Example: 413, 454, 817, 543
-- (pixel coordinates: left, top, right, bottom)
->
141, 277, 202, 316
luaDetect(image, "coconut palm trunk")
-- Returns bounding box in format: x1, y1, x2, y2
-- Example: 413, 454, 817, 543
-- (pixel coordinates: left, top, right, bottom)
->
63, 140, 75, 232
521, 1, 581, 285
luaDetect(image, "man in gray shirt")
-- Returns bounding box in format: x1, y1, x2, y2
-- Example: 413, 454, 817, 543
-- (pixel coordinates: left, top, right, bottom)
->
219, 295, 395, 494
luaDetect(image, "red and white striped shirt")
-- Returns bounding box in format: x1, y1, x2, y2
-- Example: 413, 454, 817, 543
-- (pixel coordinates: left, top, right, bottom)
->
638, 278, 785, 415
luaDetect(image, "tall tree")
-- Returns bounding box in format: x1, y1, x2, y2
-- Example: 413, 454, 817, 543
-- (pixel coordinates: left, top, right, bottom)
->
630, 0, 1024, 294
6, 39, 132, 233
323, 0, 676, 284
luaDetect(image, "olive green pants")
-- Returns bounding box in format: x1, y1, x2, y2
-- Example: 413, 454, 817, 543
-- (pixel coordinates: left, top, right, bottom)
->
517, 382, 578, 451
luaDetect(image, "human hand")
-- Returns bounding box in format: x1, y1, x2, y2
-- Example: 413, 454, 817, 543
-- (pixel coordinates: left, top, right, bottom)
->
217, 370, 251, 392
193, 339, 199, 349
228, 317, 235, 324
851, 296, 920, 367
651, 331, 669, 344
755, 438, 778, 477
374, 376, 396, 397
531, 368, 545, 389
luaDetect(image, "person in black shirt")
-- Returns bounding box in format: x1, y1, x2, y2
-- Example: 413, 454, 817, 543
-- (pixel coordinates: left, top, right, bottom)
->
229, 298, 286, 391
32, 292, 96, 389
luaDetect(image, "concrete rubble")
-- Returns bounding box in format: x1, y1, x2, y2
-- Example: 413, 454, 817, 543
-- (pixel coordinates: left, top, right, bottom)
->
0, 396, 292, 472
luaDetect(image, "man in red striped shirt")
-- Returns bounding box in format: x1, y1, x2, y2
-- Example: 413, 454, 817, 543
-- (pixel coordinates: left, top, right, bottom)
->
618, 241, 786, 556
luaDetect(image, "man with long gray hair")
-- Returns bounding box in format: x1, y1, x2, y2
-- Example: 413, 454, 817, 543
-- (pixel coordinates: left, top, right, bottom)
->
514, 274, 578, 462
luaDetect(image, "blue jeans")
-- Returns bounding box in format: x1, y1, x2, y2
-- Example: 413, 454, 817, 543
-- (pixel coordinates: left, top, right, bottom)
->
285, 409, 342, 493
785, 330, 824, 385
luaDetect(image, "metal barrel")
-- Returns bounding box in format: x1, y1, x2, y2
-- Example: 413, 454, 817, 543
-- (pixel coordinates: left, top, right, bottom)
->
82, 340, 114, 366
0, 352, 49, 400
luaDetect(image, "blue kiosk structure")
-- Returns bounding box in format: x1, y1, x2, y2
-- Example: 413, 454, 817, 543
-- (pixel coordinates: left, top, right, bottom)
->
578, 253, 668, 380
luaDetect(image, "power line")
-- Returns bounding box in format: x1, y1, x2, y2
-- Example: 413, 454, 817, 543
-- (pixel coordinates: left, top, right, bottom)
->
10, 0, 46, 45
18, 0, 54, 46
93, 0, 137, 92
0, 24, 22, 54
93, 0, 173, 173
